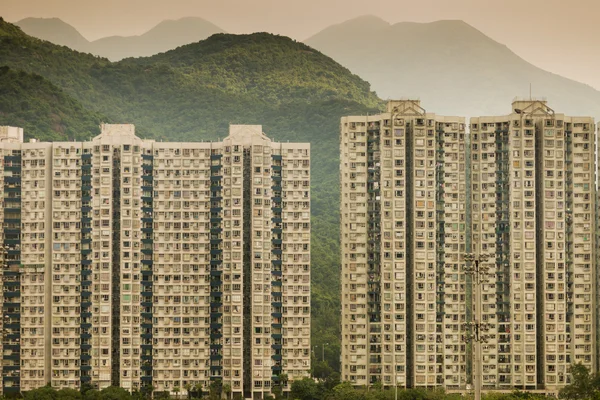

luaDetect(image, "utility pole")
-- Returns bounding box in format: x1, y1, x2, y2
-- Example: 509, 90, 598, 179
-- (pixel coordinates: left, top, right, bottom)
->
463, 253, 491, 400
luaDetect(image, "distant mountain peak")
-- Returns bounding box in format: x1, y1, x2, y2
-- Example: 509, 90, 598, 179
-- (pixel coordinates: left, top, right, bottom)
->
304, 16, 600, 117
11, 16, 225, 61
87, 16, 225, 60
307, 14, 390, 40
153, 16, 218, 26
15, 17, 90, 51
344, 14, 390, 26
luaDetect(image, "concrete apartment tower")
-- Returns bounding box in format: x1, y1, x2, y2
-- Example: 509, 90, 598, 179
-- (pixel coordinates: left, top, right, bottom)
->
470, 100, 596, 391
0, 124, 310, 399
340, 101, 467, 389
340, 98, 598, 393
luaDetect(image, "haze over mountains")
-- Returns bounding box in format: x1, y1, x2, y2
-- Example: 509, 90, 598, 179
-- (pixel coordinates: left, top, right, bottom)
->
305, 15, 600, 117
15, 17, 225, 60
14, 14, 600, 118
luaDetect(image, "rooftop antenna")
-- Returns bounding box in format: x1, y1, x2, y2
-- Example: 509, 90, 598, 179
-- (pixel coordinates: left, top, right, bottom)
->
529, 83, 532, 100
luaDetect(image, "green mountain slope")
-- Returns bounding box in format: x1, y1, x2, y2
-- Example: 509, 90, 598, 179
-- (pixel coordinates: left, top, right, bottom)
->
0, 66, 104, 141
0, 17, 382, 371
305, 16, 600, 118
127, 33, 379, 106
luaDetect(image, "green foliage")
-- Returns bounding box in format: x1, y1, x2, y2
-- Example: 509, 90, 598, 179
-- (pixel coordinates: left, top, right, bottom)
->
289, 380, 471, 400
96, 386, 133, 400
0, 19, 386, 373
290, 377, 322, 400
0, 66, 105, 141
208, 379, 223, 400
57, 388, 83, 400
559, 363, 600, 400
482, 391, 552, 400
23, 385, 62, 400
23, 385, 146, 400
9, 382, 568, 400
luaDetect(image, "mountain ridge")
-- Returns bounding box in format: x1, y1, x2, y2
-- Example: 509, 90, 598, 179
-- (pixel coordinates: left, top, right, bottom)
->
15, 17, 90, 51
304, 15, 600, 118
15, 16, 226, 60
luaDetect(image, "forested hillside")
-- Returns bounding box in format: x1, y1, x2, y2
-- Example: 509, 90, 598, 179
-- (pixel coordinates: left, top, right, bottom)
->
0, 17, 383, 371
0, 66, 105, 141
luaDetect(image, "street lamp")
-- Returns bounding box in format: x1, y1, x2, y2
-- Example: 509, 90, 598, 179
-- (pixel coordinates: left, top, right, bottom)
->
311, 344, 329, 380
463, 253, 492, 400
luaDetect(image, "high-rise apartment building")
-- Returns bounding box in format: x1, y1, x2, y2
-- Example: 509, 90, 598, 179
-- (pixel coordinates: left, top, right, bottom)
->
0, 124, 310, 398
340, 100, 467, 389
340, 99, 598, 393
470, 100, 596, 391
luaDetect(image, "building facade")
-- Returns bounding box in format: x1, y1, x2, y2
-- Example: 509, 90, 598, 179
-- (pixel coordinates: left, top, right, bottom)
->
0, 124, 310, 398
340, 100, 468, 389
470, 100, 596, 391
340, 99, 598, 393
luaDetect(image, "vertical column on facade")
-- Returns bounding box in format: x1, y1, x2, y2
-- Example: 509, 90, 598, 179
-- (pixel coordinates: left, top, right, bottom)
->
404, 120, 415, 388
55, 144, 85, 388
564, 124, 575, 378
140, 150, 154, 389
534, 119, 546, 390
210, 149, 225, 384
381, 118, 395, 387
366, 120, 382, 385
111, 147, 121, 388
221, 142, 243, 397
62, 143, 82, 387
479, 123, 503, 389
568, 120, 595, 372
0, 149, 3, 398
394, 118, 412, 387
510, 114, 537, 389
180, 146, 211, 394
2, 148, 21, 394
20, 144, 50, 391
479, 123, 501, 389
494, 125, 511, 387
150, 146, 165, 391
469, 119, 505, 389
241, 145, 252, 399
80, 148, 94, 386
340, 117, 370, 386
409, 117, 439, 388
438, 120, 468, 389
19, 145, 50, 391
90, 141, 115, 388
435, 122, 446, 387
116, 141, 143, 392
279, 144, 311, 389
536, 117, 568, 389
0, 148, 3, 398
481, 123, 506, 389
596, 123, 600, 375
271, 150, 284, 389
250, 141, 274, 398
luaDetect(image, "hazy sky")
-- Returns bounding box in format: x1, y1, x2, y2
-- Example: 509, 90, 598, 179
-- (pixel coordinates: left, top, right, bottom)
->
3, 0, 600, 89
